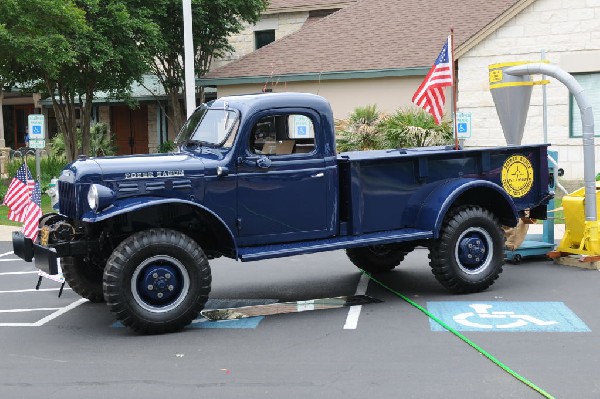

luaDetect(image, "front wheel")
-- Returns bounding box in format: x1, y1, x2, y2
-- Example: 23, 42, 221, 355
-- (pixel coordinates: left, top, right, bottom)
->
103, 229, 211, 334
62, 257, 105, 303
429, 206, 504, 294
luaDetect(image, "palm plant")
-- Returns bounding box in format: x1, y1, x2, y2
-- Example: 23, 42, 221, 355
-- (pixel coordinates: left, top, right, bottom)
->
379, 108, 453, 148
336, 105, 385, 152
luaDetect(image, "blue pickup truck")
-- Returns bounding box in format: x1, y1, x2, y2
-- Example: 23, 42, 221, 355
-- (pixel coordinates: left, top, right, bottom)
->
13, 92, 550, 334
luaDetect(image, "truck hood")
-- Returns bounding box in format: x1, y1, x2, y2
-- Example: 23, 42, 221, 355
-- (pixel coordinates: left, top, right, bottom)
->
64, 153, 205, 183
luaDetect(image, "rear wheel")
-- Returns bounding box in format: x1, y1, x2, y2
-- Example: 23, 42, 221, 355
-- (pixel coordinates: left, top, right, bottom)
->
429, 205, 504, 293
346, 244, 410, 273
103, 229, 211, 334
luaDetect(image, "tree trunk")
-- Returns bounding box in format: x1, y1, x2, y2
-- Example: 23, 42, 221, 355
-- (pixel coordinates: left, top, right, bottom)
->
169, 90, 185, 135
48, 80, 79, 163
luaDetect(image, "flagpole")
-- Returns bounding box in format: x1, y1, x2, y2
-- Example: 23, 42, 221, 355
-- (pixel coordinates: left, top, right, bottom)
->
451, 28, 458, 150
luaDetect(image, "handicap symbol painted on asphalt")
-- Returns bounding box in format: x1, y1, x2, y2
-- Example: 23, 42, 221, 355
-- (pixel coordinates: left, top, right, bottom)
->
453, 304, 557, 329
427, 302, 590, 332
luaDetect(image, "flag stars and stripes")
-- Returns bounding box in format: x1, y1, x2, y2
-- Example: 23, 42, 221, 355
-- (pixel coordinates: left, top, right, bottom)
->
22, 181, 42, 241
412, 36, 453, 125
3, 163, 35, 222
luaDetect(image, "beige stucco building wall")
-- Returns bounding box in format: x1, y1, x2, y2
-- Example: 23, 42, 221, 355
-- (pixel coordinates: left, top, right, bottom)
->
459, 0, 600, 180
212, 12, 309, 70
216, 76, 435, 120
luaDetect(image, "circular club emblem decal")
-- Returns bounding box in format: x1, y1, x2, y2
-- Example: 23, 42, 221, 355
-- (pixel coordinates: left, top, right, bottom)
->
502, 155, 533, 198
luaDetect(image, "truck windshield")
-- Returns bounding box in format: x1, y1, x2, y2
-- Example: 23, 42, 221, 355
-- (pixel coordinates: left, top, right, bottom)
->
176, 106, 239, 148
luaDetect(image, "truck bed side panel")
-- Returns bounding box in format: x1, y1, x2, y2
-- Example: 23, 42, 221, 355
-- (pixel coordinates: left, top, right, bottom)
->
338, 145, 549, 235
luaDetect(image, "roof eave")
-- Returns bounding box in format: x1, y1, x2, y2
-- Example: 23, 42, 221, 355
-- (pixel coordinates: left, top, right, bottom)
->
456, 0, 536, 57
198, 67, 431, 86
264, 1, 355, 14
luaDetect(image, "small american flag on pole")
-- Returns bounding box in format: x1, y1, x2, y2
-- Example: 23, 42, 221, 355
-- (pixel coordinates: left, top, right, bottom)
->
411, 36, 453, 124
22, 181, 42, 241
4, 162, 35, 222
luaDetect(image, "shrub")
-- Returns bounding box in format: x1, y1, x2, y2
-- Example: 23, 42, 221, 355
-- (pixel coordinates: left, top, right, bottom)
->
50, 122, 115, 158
4, 155, 68, 198
157, 140, 177, 153
336, 105, 386, 152
378, 108, 453, 148
335, 105, 453, 152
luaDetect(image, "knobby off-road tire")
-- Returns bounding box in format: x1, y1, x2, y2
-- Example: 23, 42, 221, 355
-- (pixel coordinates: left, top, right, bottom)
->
346, 244, 409, 273
103, 229, 211, 334
62, 257, 105, 303
428, 205, 504, 294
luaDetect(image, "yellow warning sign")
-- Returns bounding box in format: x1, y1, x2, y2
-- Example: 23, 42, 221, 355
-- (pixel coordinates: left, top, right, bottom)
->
489, 69, 503, 83
502, 155, 534, 198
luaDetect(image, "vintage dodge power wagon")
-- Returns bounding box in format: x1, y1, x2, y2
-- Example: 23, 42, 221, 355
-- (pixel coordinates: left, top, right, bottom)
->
13, 92, 550, 334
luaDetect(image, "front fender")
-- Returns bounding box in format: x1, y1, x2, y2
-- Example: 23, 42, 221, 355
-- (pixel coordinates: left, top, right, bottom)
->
82, 197, 238, 257
411, 179, 519, 238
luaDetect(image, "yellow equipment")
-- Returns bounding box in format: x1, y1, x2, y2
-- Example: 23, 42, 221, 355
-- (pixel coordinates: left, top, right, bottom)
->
556, 183, 600, 256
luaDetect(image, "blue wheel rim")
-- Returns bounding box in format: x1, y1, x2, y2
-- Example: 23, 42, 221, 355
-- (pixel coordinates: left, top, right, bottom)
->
131, 255, 190, 313
455, 227, 492, 274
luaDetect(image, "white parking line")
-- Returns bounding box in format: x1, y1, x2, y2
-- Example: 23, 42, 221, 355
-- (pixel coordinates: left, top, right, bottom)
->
0, 251, 14, 258
33, 298, 88, 326
0, 288, 71, 294
0, 299, 87, 327
0, 307, 61, 313
0, 271, 39, 275
0, 259, 28, 263
343, 274, 369, 330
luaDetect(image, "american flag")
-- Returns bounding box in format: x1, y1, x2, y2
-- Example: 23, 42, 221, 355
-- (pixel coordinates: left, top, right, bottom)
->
22, 181, 42, 241
412, 36, 453, 124
3, 163, 35, 222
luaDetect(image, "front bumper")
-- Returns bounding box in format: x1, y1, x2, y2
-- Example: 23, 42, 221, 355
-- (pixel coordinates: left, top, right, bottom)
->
12, 231, 59, 275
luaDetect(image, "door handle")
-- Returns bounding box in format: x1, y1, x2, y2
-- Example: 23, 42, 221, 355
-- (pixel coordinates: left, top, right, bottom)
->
256, 156, 272, 169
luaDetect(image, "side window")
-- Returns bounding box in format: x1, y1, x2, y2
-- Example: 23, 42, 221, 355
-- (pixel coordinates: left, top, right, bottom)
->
250, 114, 316, 155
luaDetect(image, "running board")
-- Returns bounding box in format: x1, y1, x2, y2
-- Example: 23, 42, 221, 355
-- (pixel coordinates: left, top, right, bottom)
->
237, 229, 433, 261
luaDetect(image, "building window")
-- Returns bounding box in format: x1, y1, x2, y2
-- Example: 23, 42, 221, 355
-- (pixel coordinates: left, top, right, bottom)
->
570, 73, 600, 137
255, 29, 275, 50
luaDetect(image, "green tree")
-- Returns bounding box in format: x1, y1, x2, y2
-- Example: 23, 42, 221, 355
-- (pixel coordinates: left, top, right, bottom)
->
0, 0, 157, 162
136, 0, 267, 134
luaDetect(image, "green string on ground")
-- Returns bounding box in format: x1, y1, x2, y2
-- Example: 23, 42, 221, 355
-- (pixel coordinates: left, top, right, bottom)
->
361, 270, 555, 399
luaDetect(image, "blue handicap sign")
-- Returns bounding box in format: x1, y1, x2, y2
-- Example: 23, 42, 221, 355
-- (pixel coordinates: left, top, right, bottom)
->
32, 125, 42, 135
457, 122, 467, 133
297, 125, 307, 136
112, 299, 276, 329
427, 301, 590, 332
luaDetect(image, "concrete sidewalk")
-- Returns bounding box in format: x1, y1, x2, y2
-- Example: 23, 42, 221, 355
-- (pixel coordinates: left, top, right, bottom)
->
0, 225, 19, 242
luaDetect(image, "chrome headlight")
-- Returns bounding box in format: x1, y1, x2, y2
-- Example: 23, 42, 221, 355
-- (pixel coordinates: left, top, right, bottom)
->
87, 184, 115, 213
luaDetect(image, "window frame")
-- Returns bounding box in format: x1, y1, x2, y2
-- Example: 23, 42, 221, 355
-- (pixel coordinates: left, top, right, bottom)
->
569, 72, 600, 138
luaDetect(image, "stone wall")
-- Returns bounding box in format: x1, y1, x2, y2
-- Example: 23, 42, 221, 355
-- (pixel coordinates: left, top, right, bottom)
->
459, 0, 600, 180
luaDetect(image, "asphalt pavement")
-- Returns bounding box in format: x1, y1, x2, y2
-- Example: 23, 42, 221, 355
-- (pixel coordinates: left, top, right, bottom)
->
0, 224, 598, 399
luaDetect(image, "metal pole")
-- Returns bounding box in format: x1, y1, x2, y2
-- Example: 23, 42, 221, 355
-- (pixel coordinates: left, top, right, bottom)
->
35, 149, 41, 182
541, 50, 548, 144
182, 0, 196, 119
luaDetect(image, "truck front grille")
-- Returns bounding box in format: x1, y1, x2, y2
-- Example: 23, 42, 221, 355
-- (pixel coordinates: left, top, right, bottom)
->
58, 181, 77, 218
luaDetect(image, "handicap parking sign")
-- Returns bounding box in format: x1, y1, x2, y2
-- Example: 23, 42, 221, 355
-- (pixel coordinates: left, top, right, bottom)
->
427, 302, 590, 332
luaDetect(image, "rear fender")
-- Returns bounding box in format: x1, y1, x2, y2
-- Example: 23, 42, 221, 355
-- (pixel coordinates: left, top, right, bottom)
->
82, 197, 238, 258
412, 179, 518, 238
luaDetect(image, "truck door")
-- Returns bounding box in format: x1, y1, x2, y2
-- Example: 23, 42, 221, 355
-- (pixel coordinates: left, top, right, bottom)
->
236, 109, 333, 246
